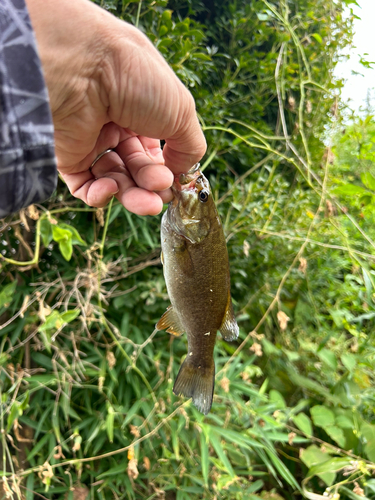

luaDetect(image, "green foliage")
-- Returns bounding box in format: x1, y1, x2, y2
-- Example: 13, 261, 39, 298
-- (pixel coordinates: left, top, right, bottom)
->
1, 0, 374, 499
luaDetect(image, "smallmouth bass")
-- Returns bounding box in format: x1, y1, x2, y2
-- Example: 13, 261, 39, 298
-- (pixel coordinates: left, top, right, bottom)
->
157, 164, 239, 415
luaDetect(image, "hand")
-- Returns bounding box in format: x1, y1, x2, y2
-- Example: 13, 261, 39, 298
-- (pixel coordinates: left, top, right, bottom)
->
25, 0, 206, 215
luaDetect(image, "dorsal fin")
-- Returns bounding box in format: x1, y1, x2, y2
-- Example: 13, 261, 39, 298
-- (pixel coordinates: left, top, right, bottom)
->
156, 306, 185, 337
219, 291, 239, 342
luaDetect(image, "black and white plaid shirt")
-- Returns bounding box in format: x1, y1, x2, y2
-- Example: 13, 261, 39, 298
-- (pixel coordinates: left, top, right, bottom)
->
0, 0, 57, 218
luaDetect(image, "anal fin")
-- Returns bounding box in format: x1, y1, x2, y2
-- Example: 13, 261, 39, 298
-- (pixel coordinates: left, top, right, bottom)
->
156, 306, 185, 337
219, 291, 239, 342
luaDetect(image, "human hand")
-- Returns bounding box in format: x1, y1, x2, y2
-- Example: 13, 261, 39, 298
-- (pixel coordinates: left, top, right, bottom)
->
25, 0, 206, 215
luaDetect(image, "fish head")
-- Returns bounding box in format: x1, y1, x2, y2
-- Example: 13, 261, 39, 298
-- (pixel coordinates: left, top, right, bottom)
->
166, 164, 219, 244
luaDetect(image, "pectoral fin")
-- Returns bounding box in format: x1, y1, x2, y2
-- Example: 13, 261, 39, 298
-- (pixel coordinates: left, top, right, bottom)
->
156, 306, 185, 337
219, 292, 239, 342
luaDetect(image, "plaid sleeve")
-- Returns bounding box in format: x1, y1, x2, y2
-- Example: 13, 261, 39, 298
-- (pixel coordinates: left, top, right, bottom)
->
0, 0, 57, 218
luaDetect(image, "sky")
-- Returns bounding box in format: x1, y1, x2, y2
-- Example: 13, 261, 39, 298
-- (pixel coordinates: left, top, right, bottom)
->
336, 0, 375, 111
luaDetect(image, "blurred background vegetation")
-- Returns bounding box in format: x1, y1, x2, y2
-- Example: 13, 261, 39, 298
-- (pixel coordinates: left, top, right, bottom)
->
0, 0, 375, 498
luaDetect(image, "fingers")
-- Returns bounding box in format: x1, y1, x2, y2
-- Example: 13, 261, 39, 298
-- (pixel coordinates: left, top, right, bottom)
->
115, 135, 173, 190
60, 151, 121, 208
60, 132, 174, 215
156, 188, 173, 204
58, 123, 130, 175
86, 177, 119, 208
116, 187, 164, 216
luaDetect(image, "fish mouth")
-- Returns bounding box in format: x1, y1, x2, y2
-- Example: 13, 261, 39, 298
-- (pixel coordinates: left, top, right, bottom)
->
173, 163, 201, 193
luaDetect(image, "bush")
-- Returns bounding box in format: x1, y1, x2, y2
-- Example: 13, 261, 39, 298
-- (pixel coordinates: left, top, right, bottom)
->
1, 0, 374, 499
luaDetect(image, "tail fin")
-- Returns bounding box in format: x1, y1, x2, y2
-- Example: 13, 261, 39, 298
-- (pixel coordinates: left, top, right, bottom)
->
173, 357, 215, 415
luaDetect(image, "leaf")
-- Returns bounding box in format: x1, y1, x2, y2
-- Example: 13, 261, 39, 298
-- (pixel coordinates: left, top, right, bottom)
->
38, 329, 52, 353
157, 38, 174, 50
19, 391, 30, 411
58, 238, 73, 261
97, 462, 127, 479
161, 9, 172, 21
310, 405, 335, 427
300, 445, 336, 486
306, 457, 353, 480
106, 406, 114, 443
361, 424, 375, 461
269, 389, 286, 408
26, 473, 34, 500
293, 413, 313, 437
325, 425, 346, 448
341, 352, 356, 372
331, 184, 370, 197
124, 210, 138, 241
366, 479, 375, 494
52, 411, 60, 442
200, 432, 209, 487
40, 218, 53, 247
159, 25, 168, 36
52, 225, 72, 243
38, 311, 61, 333
335, 414, 353, 429
287, 370, 342, 404
38, 309, 78, 351
317, 349, 337, 370
362, 268, 373, 301
248, 480, 264, 494
27, 432, 50, 461
0, 281, 17, 309
60, 309, 80, 324
265, 448, 301, 491
359, 194, 373, 205
311, 33, 323, 44
194, 53, 212, 61
52, 223, 85, 260
7, 402, 21, 432
361, 172, 375, 191
207, 429, 235, 478
122, 401, 143, 428
217, 427, 264, 449
171, 421, 180, 460
52, 225, 73, 260
58, 223, 86, 245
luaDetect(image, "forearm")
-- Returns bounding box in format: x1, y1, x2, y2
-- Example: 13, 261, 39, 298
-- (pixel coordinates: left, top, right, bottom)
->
0, 0, 57, 218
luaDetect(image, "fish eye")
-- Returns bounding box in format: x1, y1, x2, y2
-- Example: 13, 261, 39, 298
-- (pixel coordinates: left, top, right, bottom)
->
199, 190, 209, 202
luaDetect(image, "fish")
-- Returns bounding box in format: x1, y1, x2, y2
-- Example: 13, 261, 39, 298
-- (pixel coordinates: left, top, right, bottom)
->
156, 163, 239, 415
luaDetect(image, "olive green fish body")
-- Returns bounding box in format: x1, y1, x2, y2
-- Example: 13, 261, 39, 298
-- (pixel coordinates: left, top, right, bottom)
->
161, 212, 229, 349
157, 165, 239, 414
